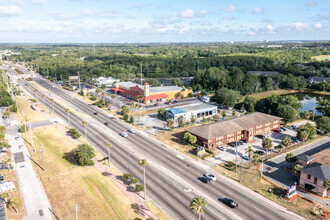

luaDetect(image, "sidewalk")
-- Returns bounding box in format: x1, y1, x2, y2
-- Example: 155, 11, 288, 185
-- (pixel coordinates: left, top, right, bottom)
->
7, 130, 52, 220
92, 159, 157, 220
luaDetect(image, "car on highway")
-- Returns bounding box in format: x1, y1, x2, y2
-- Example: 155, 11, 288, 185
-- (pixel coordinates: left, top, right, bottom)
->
197, 177, 210, 184
93, 112, 98, 115
241, 155, 250, 160
218, 146, 226, 151
120, 132, 128, 138
104, 122, 109, 126
204, 173, 216, 181
18, 145, 23, 149
222, 198, 238, 208
15, 136, 20, 140
272, 128, 281, 133
254, 150, 265, 155
128, 128, 136, 133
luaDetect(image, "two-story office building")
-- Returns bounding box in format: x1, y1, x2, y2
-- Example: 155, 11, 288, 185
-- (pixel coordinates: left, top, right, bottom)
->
185, 112, 281, 150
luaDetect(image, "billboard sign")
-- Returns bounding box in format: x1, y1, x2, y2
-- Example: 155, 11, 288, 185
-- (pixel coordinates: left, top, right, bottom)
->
69, 76, 79, 80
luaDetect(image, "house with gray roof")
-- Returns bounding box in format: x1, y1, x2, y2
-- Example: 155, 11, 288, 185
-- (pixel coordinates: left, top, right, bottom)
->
299, 162, 330, 197
307, 76, 330, 84
297, 155, 314, 167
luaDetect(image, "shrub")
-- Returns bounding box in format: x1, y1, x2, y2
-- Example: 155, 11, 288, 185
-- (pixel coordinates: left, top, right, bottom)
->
122, 173, 133, 182
0, 133, 5, 140
130, 178, 138, 185
134, 184, 145, 193
123, 114, 129, 121
74, 144, 95, 166
129, 116, 135, 124
20, 124, 28, 133
90, 95, 97, 101
68, 128, 81, 139
29, 99, 37, 103
188, 92, 194, 98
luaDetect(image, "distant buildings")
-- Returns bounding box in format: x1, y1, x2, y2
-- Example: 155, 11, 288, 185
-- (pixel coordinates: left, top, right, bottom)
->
93, 77, 119, 86
185, 112, 281, 150
112, 82, 192, 104
307, 76, 330, 84
165, 103, 217, 124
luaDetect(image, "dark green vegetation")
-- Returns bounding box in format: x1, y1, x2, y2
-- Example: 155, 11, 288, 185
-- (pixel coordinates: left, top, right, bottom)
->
0, 70, 13, 106
73, 144, 95, 166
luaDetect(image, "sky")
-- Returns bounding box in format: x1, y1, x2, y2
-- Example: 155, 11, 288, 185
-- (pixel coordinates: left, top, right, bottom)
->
0, 0, 329, 43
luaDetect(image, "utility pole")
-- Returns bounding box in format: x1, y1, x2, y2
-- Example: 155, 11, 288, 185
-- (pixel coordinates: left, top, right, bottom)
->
239, 157, 243, 183
78, 71, 81, 90
29, 121, 34, 150
260, 159, 264, 177
235, 142, 238, 172
22, 110, 27, 132
41, 142, 45, 171
8, 76, 14, 101
140, 64, 143, 85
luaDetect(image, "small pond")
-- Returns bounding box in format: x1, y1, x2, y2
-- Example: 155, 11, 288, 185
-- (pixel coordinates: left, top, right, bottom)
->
288, 92, 330, 116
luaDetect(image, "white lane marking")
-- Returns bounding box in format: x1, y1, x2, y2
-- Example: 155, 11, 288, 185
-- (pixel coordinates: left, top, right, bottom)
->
176, 155, 185, 160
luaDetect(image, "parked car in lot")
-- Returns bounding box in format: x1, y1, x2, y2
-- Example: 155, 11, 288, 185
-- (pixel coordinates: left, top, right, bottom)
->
15, 136, 20, 140
120, 132, 128, 137
228, 142, 236, 147
241, 155, 250, 160
222, 198, 238, 208
198, 177, 211, 184
204, 173, 216, 181
291, 137, 299, 143
218, 146, 227, 151
254, 150, 266, 155
256, 135, 265, 139
128, 128, 136, 133
272, 129, 281, 133
279, 127, 287, 131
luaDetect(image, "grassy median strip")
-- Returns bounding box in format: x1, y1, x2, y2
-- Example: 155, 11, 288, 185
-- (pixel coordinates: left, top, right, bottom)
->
144, 200, 171, 220
214, 163, 317, 220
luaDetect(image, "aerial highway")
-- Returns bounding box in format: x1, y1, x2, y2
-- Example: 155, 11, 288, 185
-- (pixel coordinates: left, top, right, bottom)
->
5, 64, 303, 220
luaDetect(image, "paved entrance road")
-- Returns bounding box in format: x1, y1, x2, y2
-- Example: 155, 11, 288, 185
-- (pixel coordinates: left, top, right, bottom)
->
264, 137, 330, 209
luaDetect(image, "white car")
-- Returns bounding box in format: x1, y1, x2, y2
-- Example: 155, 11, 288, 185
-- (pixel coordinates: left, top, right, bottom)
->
218, 146, 227, 151
241, 155, 250, 160
204, 173, 216, 181
15, 136, 20, 140
128, 128, 136, 133
18, 145, 23, 149
120, 132, 128, 138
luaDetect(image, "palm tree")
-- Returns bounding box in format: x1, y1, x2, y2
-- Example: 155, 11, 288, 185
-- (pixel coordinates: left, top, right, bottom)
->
105, 143, 112, 166
157, 108, 166, 119
50, 98, 54, 113
262, 137, 273, 159
282, 136, 292, 152
252, 154, 260, 170
138, 159, 149, 199
65, 108, 71, 125
101, 92, 106, 106
0, 193, 8, 203
82, 121, 88, 139
7, 198, 23, 214
166, 119, 174, 130
245, 146, 254, 167
189, 196, 208, 220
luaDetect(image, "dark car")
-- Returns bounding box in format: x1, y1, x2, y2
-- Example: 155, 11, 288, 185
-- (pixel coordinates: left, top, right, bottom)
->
256, 135, 265, 139
93, 112, 98, 115
104, 122, 109, 126
254, 150, 266, 155
222, 198, 238, 208
197, 177, 211, 184
291, 137, 299, 143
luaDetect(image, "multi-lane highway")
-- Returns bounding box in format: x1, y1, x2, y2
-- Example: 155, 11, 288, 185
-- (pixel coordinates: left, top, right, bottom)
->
5, 64, 303, 220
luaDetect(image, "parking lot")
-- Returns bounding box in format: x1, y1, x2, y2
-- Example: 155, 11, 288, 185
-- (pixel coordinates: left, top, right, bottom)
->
204, 120, 313, 165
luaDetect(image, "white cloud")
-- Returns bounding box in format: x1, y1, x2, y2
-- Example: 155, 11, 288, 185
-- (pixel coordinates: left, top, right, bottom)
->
248, 31, 256, 35
50, 12, 75, 20
0, 5, 23, 17
295, 22, 307, 30
161, 13, 171, 19
54, 26, 63, 32
223, 4, 237, 12
178, 8, 211, 18
32, 0, 46, 4
222, 16, 235, 21
253, 7, 263, 14
267, 24, 273, 31
0, 0, 23, 4
306, 1, 316, 7
82, 8, 94, 16
314, 23, 322, 29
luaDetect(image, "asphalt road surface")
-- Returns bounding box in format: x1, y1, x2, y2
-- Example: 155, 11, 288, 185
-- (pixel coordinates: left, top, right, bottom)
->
7, 64, 302, 220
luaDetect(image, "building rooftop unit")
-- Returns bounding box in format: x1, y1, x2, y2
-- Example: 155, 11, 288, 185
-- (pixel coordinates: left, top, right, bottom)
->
149, 86, 185, 93
186, 112, 281, 140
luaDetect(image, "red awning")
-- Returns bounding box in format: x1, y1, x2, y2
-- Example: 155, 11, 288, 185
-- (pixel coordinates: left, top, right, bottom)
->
144, 94, 168, 101
112, 87, 139, 97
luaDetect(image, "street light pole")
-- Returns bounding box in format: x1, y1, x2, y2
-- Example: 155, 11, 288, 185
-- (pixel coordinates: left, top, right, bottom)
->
235, 142, 238, 172
41, 142, 45, 171
239, 157, 243, 183
29, 121, 34, 150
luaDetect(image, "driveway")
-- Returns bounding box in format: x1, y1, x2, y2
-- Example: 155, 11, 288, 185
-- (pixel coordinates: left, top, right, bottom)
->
263, 137, 330, 209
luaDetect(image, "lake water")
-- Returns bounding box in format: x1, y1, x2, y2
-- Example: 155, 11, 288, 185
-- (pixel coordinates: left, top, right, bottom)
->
289, 92, 330, 116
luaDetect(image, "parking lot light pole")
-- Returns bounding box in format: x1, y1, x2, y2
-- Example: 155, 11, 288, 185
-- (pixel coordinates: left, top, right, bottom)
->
260, 159, 264, 177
